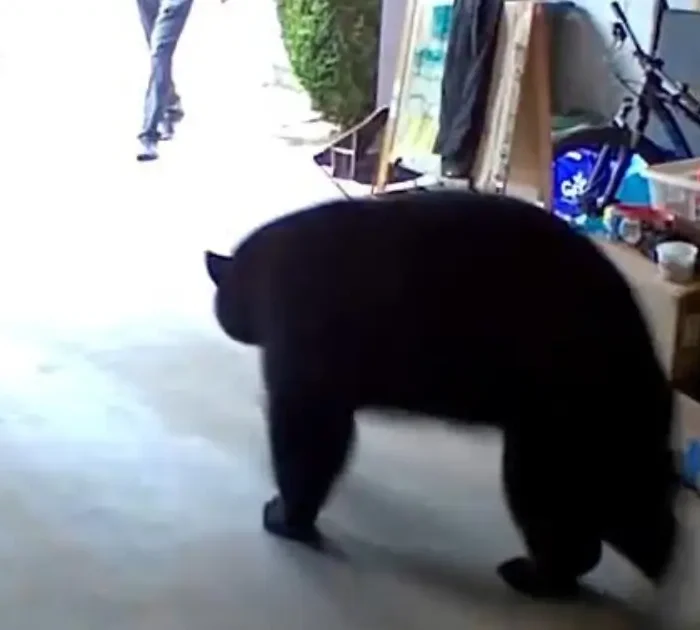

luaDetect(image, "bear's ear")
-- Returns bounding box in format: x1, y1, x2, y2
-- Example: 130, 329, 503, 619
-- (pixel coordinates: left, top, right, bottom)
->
205, 251, 231, 286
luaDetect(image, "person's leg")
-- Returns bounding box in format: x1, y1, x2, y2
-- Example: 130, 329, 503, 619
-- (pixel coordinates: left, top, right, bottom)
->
136, 0, 159, 41
165, 84, 184, 121
138, 0, 183, 124
159, 85, 184, 141
138, 0, 193, 159
137, 0, 178, 143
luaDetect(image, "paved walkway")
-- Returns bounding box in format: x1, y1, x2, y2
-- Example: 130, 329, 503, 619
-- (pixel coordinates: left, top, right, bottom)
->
0, 0, 342, 344
0, 0, 339, 281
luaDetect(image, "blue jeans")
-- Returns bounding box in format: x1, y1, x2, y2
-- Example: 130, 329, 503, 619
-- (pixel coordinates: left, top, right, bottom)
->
137, 0, 194, 141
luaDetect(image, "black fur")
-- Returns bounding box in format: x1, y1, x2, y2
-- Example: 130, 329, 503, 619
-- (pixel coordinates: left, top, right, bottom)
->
205, 190, 679, 599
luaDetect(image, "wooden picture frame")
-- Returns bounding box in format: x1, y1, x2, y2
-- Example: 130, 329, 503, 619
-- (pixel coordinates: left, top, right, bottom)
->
374, 0, 552, 207
373, 0, 449, 193
469, 1, 551, 206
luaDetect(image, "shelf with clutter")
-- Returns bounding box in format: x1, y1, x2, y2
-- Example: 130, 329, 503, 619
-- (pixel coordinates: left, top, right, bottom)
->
585, 167, 700, 495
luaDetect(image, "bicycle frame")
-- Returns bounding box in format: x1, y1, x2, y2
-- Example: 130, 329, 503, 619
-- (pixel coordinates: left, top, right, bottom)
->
579, 3, 700, 216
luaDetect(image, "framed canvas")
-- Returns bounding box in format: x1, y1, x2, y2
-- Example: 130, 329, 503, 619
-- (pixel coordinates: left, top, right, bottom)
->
374, 0, 453, 191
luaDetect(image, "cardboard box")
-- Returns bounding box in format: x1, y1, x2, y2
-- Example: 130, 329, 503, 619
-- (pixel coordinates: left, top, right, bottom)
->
675, 391, 700, 492
594, 238, 700, 383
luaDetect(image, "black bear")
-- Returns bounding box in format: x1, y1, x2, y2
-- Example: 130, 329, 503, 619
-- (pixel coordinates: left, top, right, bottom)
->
205, 190, 679, 601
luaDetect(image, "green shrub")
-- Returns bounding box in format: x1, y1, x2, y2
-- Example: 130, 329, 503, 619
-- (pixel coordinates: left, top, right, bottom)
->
277, 0, 380, 128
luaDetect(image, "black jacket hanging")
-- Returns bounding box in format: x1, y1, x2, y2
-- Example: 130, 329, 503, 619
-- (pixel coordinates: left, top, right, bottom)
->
433, 0, 503, 178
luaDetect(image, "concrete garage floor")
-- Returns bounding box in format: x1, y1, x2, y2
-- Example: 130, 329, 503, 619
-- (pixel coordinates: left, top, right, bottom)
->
0, 0, 699, 628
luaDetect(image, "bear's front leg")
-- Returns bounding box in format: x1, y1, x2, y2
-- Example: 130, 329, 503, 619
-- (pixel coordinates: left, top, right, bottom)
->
263, 387, 355, 551
497, 557, 581, 600
263, 495, 323, 547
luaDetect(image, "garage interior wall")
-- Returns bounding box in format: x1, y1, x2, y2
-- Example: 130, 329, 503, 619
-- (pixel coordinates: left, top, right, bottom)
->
376, 0, 697, 118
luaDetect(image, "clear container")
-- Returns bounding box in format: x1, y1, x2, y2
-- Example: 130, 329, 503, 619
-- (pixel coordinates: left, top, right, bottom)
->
655, 241, 698, 284
646, 158, 700, 222
645, 158, 700, 222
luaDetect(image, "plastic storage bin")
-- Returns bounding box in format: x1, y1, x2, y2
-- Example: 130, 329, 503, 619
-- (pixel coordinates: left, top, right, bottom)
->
645, 157, 700, 222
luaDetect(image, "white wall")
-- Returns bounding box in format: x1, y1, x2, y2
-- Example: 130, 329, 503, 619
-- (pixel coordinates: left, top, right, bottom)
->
669, 0, 700, 8
557, 0, 695, 62
376, 0, 697, 114
561, 0, 695, 112
576, 0, 651, 53
376, 0, 408, 108
376, 0, 655, 112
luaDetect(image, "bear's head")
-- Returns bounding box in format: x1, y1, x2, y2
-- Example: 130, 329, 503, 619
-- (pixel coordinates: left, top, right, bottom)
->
205, 248, 259, 346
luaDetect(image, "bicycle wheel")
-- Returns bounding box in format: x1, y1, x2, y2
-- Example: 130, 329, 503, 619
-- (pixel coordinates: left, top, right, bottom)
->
552, 125, 668, 218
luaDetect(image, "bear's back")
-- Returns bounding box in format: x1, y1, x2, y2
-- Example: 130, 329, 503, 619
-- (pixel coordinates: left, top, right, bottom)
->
239, 192, 648, 423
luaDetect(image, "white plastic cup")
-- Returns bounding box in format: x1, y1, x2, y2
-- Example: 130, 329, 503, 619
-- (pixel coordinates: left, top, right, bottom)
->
655, 241, 698, 284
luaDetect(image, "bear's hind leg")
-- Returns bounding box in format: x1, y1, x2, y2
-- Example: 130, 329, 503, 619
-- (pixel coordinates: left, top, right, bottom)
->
263, 387, 355, 549
499, 430, 602, 600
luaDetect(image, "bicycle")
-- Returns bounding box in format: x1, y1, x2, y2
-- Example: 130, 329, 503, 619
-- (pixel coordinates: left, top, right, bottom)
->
551, 0, 700, 219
